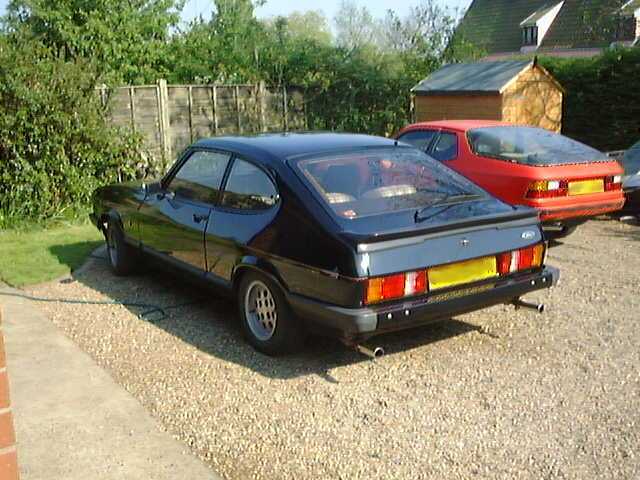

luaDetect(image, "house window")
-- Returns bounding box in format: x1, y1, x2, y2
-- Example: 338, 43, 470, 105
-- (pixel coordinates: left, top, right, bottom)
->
522, 26, 538, 46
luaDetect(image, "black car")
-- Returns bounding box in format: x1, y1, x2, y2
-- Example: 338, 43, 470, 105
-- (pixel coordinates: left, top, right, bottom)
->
91, 133, 559, 355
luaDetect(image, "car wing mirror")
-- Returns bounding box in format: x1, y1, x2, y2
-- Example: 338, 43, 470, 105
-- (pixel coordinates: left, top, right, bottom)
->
143, 181, 162, 195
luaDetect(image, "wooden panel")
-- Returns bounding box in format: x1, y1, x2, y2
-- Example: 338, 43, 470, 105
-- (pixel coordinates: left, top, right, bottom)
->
414, 94, 503, 122
167, 86, 192, 158
103, 82, 306, 167
287, 88, 306, 131
502, 66, 563, 132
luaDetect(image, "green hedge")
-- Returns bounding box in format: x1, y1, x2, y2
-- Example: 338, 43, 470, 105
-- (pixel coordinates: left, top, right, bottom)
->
540, 48, 640, 152
0, 39, 150, 228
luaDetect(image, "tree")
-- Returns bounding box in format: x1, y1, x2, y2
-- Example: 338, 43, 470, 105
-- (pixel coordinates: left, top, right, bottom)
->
0, 37, 147, 225
3, 0, 184, 84
334, 0, 381, 50
577, 0, 632, 45
379, 0, 458, 55
283, 11, 332, 45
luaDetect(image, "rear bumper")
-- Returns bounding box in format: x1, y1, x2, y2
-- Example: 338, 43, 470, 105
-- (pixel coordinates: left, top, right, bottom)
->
538, 200, 624, 221
287, 266, 559, 342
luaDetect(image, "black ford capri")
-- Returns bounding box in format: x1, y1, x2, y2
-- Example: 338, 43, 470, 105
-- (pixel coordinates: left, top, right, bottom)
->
91, 133, 559, 355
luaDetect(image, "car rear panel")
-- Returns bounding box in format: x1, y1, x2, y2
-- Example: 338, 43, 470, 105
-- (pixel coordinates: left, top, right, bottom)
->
519, 160, 625, 220
352, 214, 543, 278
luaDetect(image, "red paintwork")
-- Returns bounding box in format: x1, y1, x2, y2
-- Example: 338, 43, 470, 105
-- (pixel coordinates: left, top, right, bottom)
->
397, 120, 625, 222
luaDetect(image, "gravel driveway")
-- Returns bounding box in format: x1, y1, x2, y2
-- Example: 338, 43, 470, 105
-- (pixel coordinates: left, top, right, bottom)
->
27, 218, 640, 479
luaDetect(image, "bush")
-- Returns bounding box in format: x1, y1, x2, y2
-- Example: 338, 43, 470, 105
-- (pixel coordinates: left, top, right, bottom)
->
540, 48, 640, 151
0, 39, 149, 227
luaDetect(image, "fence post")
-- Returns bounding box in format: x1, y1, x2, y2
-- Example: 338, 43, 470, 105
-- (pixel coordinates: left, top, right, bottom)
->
282, 85, 289, 132
99, 84, 108, 108
210, 85, 218, 135
187, 86, 194, 143
258, 82, 267, 133
157, 79, 171, 164
235, 85, 242, 133
128, 87, 136, 133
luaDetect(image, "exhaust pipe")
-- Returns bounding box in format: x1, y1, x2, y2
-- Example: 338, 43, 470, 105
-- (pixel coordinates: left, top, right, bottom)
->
355, 344, 385, 359
513, 298, 545, 313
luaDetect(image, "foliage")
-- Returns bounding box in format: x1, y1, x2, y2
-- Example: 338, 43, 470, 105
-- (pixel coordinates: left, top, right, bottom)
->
0, 38, 148, 227
576, 0, 632, 46
3, 0, 183, 84
0, 0, 464, 225
540, 47, 640, 151
0, 220, 102, 287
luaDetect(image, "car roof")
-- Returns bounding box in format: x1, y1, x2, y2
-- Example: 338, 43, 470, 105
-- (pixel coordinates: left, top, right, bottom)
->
193, 132, 399, 161
404, 120, 513, 132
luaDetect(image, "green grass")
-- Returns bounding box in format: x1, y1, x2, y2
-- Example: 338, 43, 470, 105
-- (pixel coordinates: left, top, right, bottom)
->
0, 222, 103, 287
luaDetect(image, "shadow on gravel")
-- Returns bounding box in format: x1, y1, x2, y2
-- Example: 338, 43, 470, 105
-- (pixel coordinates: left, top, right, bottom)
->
70, 252, 479, 382
600, 225, 640, 243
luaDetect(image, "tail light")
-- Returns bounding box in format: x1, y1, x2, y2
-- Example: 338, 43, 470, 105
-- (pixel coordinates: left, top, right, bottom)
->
364, 243, 545, 305
496, 244, 545, 275
526, 180, 568, 198
604, 175, 622, 191
366, 271, 427, 305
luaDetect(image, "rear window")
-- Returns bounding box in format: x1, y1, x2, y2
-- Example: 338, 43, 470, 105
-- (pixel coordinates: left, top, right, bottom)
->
295, 147, 485, 219
468, 126, 606, 166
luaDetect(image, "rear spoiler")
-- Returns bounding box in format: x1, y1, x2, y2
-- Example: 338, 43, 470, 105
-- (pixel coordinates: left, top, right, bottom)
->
341, 208, 540, 248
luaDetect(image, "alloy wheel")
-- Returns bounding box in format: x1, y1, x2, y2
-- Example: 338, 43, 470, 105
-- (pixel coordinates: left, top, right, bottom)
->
244, 280, 278, 341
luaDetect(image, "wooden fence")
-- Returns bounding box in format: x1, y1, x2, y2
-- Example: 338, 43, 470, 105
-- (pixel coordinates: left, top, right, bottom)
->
99, 80, 306, 163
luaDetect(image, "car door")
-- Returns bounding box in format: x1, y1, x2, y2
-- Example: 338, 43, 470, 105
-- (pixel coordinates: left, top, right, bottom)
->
204, 157, 280, 285
139, 149, 232, 272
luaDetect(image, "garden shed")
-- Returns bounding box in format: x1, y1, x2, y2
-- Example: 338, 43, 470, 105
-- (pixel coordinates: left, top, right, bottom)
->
411, 59, 564, 132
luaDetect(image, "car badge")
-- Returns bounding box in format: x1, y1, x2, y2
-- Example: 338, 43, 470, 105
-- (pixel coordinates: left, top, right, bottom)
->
460, 238, 470, 247
521, 231, 536, 240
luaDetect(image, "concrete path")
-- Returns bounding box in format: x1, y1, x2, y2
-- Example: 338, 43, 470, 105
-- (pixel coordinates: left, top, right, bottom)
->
0, 283, 220, 480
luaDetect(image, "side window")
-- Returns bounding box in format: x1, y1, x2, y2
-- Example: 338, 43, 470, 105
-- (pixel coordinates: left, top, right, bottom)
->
431, 132, 458, 162
221, 158, 279, 211
168, 150, 231, 204
398, 130, 437, 151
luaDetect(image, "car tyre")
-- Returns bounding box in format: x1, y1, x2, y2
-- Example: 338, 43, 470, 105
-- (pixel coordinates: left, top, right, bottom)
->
105, 220, 138, 276
237, 271, 305, 355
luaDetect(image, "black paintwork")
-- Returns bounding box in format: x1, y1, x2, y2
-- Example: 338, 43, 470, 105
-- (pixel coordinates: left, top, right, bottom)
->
92, 133, 556, 341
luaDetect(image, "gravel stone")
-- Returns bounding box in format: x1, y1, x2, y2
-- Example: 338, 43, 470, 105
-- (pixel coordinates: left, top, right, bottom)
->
27, 218, 640, 479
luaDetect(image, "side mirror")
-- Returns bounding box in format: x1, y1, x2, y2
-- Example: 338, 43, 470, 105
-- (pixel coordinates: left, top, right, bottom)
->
143, 181, 162, 195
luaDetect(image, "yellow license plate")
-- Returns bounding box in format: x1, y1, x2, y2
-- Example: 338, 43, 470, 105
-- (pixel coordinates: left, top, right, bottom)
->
429, 256, 497, 291
568, 179, 604, 196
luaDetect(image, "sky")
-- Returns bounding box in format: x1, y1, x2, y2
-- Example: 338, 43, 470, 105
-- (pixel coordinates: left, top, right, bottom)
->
0, 0, 474, 24
190, 0, 473, 22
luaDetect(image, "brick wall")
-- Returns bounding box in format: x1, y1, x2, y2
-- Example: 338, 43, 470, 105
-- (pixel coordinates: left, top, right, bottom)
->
0, 308, 18, 479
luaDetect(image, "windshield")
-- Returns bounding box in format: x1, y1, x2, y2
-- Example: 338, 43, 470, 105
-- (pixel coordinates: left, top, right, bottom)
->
622, 141, 640, 177
295, 147, 485, 219
468, 126, 606, 166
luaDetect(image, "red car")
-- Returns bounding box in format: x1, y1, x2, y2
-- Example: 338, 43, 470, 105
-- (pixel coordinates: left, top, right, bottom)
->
397, 120, 625, 237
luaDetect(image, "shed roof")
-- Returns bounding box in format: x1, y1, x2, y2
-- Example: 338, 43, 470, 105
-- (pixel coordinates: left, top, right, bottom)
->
412, 60, 532, 96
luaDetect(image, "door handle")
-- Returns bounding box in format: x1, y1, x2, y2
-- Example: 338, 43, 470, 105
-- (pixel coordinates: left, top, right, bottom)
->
193, 213, 209, 224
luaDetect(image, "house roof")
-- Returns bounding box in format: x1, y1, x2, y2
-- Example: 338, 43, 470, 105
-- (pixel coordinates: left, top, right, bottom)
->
521, 2, 562, 27
456, 0, 636, 55
412, 60, 532, 95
